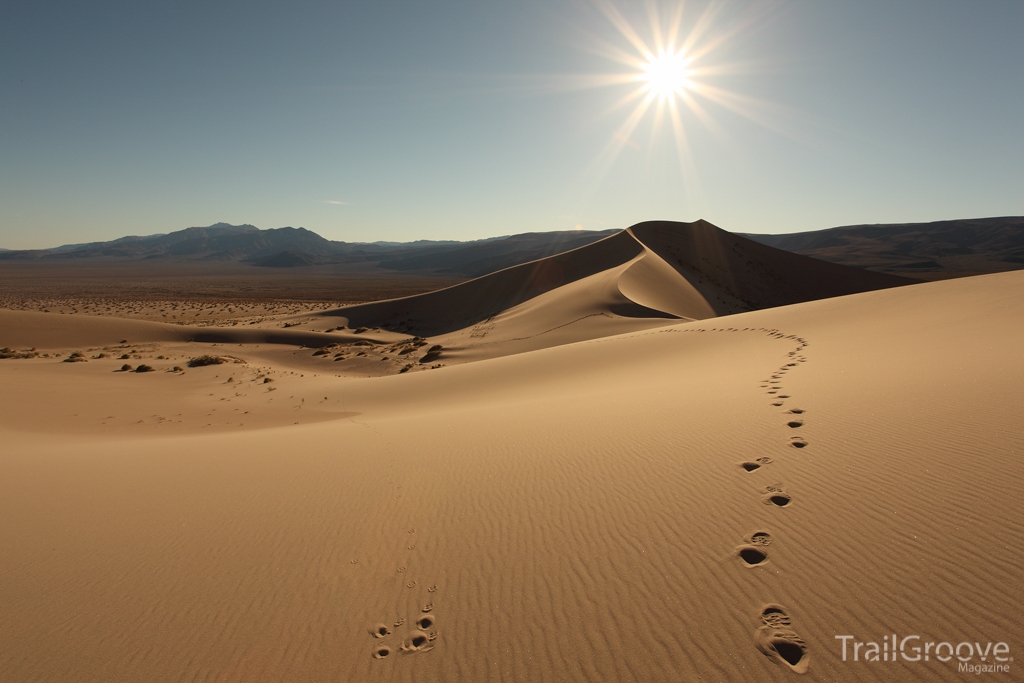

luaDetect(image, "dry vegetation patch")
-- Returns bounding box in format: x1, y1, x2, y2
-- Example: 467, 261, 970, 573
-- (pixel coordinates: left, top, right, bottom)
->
0, 347, 39, 360
187, 354, 246, 368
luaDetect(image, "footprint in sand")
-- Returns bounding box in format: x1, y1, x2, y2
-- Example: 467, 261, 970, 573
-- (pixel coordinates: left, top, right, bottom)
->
414, 614, 436, 631
762, 485, 792, 507
401, 630, 434, 654
787, 420, 803, 429
755, 604, 809, 673
372, 644, 392, 659
789, 436, 808, 448
740, 456, 774, 472
736, 543, 770, 567
748, 531, 772, 546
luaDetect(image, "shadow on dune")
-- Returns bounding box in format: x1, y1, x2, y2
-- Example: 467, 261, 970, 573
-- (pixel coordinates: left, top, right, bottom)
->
323, 230, 648, 336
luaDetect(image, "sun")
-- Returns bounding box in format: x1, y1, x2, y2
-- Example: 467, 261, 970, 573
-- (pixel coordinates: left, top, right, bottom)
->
644, 51, 691, 99
568, 1, 780, 198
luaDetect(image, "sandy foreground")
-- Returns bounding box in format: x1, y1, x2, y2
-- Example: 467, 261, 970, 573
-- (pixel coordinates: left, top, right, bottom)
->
1, 269, 1022, 682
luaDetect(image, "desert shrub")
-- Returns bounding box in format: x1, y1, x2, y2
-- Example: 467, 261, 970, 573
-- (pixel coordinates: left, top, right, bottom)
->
188, 355, 226, 367
120, 364, 133, 371
1, 348, 40, 360
135, 364, 155, 373
419, 345, 443, 364
63, 352, 88, 363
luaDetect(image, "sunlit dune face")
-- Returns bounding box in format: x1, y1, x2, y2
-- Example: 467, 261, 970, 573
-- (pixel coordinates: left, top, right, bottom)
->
644, 51, 691, 99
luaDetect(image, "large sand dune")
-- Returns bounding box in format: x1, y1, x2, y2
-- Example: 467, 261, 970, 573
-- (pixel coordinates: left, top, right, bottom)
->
0, 233, 1020, 681
325, 220, 913, 336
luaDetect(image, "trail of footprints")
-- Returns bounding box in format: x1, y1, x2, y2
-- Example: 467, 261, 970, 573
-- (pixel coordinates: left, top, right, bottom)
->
649, 325, 814, 671
736, 329, 812, 674
367, 529, 441, 660
620, 325, 815, 671
370, 607, 438, 659
362, 327, 813, 668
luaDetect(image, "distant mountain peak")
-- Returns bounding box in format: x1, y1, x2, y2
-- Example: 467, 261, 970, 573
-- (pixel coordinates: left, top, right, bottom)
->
185, 223, 260, 233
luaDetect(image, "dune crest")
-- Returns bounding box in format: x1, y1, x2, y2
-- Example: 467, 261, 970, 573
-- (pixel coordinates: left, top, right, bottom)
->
319, 220, 914, 360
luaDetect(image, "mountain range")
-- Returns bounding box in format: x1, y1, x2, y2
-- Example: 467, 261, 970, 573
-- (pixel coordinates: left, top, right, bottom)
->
2, 216, 1022, 280
0, 223, 618, 279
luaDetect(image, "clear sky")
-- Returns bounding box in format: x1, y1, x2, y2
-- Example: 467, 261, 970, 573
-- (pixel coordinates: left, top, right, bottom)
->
2, 1, 1022, 249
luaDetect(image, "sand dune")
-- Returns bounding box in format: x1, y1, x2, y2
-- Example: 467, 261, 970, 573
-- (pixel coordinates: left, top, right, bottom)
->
323, 220, 914, 350
627, 220, 914, 313
0, 236, 1020, 681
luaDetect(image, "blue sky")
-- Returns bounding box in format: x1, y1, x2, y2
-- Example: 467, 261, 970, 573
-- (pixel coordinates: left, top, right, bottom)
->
2, 1, 1022, 249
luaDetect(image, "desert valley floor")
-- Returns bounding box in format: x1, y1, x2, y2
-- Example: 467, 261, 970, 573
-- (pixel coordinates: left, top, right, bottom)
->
1, 222, 1021, 682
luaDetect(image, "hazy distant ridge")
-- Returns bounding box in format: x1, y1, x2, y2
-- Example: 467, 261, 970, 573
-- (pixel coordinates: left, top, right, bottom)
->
745, 216, 1024, 279
0, 223, 617, 277
5, 216, 1021, 281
